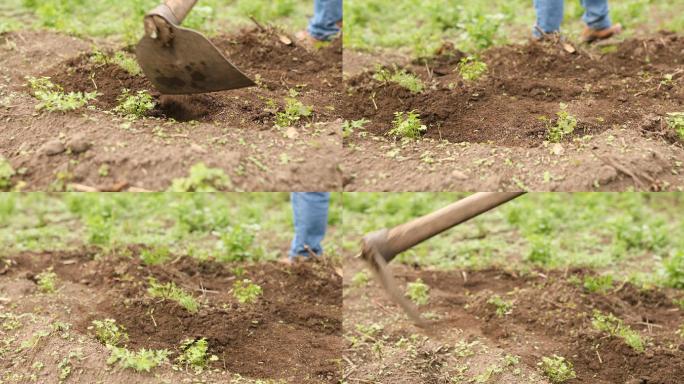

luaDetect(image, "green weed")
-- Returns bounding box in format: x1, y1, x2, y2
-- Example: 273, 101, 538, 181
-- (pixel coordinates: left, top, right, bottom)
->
147, 278, 200, 313
26, 76, 97, 112
216, 225, 263, 262
140, 246, 171, 266
525, 236, 553, 266
667, 112, 684, 141
547, 103, 577, 143
232, 279, 263, 304
90, 49, 142, 76
405, 278, 430, 306
275, 98, 313, 127
539, 355, 576, 383
664, 251, 684, 289
107, 345, 169, 372
389, 110, 427, 139
177, 338, 218, 373
592, 310, 645, 352
583, 275, 613, 293
342, 118, 370, 138
170, 163, 232, 192
113, 89, 155, 118
458, 56, 488, 81
0, 157, 14, 191
487, 294, 512, 317
373, 67, 424, 93
89, 319, 128, 346
36, 269, 58, 293
351, 271, 370, 288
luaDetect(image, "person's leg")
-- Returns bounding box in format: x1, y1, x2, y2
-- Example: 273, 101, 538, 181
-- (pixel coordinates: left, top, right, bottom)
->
289, 192, 330, 259
307, 0, 343, 41
580, 0, 612, 31
533, 0, 564, 37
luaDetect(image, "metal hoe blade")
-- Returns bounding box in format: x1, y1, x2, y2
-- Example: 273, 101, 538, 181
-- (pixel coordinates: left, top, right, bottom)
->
136, 15, 254, 94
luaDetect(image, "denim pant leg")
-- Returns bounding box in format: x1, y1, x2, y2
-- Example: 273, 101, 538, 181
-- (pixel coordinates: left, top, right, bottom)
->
581, 0, 612, 30
308, 0, 343, 41
290, 192, 330, 258
533, 0, 564, 36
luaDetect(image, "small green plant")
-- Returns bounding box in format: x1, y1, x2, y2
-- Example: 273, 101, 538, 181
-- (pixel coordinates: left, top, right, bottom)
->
0, 157, 14, 191
342, 118, 370, 138
351, 271, 370, 288
107, 346, 169, 372
458, 56, 488, 81
90, 49, 142, 76
176, 338, 218, 373
664, 251, 684, 289
26, 76, 97, 112
216, 225, 260, 262
539, 355, 576, 383
525, 236, 553, 265
170, 163, 232, 192
373, 67, 424, 93
583, 274, 613, 293
140, 246, 171, 266
405, 278, 430, 306
232, 279, 263, 304
275, 98, 313, 127
547, 103, 577, 143
89, 319, 128, 346
487, 294, 513, 317
592, 311, 645, 352
148, 278, 199, 313
389, 110, 427, 139
36, 269, 58, 293
667, 112, 684, 141
113, 89, 155, 118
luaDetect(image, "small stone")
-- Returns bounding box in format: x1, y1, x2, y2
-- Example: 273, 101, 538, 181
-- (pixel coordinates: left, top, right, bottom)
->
40, 140, 65, 156
551, 143, 564, 156
67, 136, 91, 154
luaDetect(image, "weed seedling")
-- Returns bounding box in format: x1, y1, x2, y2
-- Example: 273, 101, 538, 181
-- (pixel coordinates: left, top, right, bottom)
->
113, 89, 155, 119
667, 112, 684, 141
89, 319, 128, 346
170, 163, 232, 192
148, 278, 199, 313
583, 274, 613, 293
275, 97, 313, 127
664, 251, 684, 289
107, 346, 169, 372
0, 157, 14, 191
26, 76, 97, 112
405, 278, 430, 306
487, 294, 513, 317
176, 338, 218, 373
342, 118, 370, 138
36, 269, 58, 293
232, 279, 263, 304
458, 56, 488, 81
140, 246, 171, 266
539, 355, 576, 383
547, 103, 577, 143
351, 271, 370, 288
592, 310, 645, 352
389, 110, 427, 139
373, 67, 424, 93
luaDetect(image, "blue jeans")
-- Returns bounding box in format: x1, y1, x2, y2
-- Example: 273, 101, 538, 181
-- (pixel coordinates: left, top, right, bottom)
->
308, 0, 342, 41
290, 192, 330, 259
533, 0, 612, 36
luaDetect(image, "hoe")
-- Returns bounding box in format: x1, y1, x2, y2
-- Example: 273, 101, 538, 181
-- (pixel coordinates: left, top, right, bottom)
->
136, 0, 255, 94
360, 192, 526, 326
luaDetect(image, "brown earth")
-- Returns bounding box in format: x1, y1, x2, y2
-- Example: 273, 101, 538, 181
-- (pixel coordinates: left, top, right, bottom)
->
0, 250, 343, 383
0, 28, 342, 191
344, 259, 684, 383
342, 33, 684, 191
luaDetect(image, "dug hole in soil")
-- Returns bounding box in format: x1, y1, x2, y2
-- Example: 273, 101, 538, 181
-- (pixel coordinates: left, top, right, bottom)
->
346, 263, 684, 383
2, 250, 343, 383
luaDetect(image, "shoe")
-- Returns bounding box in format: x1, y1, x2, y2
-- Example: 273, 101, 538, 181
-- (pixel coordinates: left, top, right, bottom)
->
582, 24, 622, 43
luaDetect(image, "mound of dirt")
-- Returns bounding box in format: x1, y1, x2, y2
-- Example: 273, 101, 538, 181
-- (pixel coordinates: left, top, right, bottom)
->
6, 250, 342, 383
343, 32, 684, 147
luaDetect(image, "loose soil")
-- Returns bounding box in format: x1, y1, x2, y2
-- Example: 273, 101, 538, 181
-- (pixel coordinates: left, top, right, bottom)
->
0, 250, 342, 383
0, 27, 342, 191
342, 33, 684, 191
344, 259, 684, 383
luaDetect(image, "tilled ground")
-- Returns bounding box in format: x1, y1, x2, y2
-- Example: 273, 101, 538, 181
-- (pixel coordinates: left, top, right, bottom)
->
0, 28, 342, 191
344, 259, 684, 383
0, 250, 343, 383
342, 33, 684, 191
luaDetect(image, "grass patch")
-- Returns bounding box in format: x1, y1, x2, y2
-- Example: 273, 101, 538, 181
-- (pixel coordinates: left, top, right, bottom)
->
113, 89, 155, 118
592, 310, 645, 353
232, 279, 263, 304
405, 278, 430, 306
26, 76, 97, 112
140, 246, 171, 266
539, 355, 576, 383
91, 49, 142, 76
388, 110, 427, 139
487, 294, 512, 317
664, 251, 684, 289
458, 56, 488, 81
147, 278, 200, 313
373, 67, 424, 93
36, 269, 58, 293
342, 118, 370, 138
0, 157, 15, 191
583, 274, 614, 293
107, 346, 169, 373
170, 163, 232, 192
